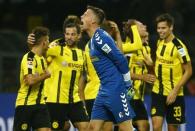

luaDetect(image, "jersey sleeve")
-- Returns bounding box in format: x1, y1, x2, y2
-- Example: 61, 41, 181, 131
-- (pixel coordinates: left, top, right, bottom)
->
94, 30, 129, 75
23, 52, 35, 75
46, 46, 59, 57
177, 42, 191, 64
123, 25, 143, 53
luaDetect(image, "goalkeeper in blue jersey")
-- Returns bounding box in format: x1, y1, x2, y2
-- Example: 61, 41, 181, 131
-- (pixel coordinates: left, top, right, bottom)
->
81, 5, 135, 131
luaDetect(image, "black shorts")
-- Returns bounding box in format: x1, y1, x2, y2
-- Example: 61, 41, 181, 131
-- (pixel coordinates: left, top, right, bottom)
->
130, 99, 148, 121
151, 92, 185, 124
47, 101, 89, 130
85, 99, 95, 118
13, 104, 51, 131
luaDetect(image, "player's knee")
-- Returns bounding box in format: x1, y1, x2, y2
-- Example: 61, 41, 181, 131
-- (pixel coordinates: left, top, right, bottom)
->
78, 123, 88, 131
137, 121, 150, 131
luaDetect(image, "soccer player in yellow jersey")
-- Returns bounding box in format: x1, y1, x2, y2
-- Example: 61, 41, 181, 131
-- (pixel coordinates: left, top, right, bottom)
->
151, 13, 192, 131
123, 19, 156, 131
14, 26, 51, 131
28, 17, 89, 131
122, 20, 143, 54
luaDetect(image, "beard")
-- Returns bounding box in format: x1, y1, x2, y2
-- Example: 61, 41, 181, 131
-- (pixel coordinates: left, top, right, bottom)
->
66, 40, 77, 47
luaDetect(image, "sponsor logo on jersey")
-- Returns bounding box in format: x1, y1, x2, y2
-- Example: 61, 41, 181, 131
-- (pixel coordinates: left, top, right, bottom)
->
62, 61, 83, 69
157, 57, 173, 64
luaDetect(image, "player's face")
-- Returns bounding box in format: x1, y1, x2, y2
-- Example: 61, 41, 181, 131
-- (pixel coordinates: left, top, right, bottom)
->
157, 21, 173, 39
64, 27, 79, 47
81, 9, 95, 31
136, 21, 147, 37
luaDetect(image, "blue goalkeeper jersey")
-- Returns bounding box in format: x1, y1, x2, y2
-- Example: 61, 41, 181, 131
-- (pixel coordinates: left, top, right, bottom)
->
89, 28, 130, 94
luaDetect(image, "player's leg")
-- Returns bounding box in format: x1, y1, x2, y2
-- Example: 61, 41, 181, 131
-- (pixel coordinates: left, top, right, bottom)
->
69, 101, 89, 131
31, 105, 51, 131
13, 106, 32, 131
46, 103, 69, 131
88, 93, 111, 131
131, 100, 149, 131
118, 120, 134, 131
85, 99, 95, 118
102, 121, 113, 131
63, 121, 71, 131
151, 92, 166, 131
85, 99, 113, 131
108, 89, 135, 131
167, 96, 185, 131
87, 120, 105, 131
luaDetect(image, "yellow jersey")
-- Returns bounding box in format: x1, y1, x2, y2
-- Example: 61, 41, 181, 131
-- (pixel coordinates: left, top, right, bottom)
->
130, 44, 151, 100
45, 42, 85, 104
84, 43, 100, 100
123, 25, 143, 53
16, 51, 47, 106
153, 38, 191, 96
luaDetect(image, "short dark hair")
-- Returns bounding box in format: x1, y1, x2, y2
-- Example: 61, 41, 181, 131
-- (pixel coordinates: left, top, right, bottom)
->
32, 26, 50, 44
156, 13, 174, 27
63, 15, 81, 33
123, 19, 136, 40
63, 23, 81, 34
87, 5, 105, 25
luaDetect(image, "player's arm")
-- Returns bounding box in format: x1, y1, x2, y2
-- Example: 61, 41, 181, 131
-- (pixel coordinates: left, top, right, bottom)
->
95, 32, 131, 87
166, 61, 192, 105
142, 45, 153, 66
24, 70, 51, 86
78, 72, 87, 101
167, 43, 192, 105
131, 73, 156, 84
123, 25, 143, 53
22, 55, 50, 86
110, 21, 123, 52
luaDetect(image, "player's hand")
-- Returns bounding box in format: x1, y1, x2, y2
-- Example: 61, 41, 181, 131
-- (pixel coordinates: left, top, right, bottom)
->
27, 33, 35, 45
126, 87, 135, 100
142, 74, 156, 84
44, 70, 51, 79
166, 89, 177, 105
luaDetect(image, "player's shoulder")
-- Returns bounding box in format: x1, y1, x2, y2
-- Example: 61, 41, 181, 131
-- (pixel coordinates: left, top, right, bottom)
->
94, 28, 112, 43
49, 38, 65, 48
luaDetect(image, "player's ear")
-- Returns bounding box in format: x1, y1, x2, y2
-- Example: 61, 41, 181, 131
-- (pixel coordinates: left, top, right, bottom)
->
170, 25, 173, 31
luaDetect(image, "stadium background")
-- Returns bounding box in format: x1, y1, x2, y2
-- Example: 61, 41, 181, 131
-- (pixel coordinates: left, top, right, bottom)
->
0, 0, 195, 130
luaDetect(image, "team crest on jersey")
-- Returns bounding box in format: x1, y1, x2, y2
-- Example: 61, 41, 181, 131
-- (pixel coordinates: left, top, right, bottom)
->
119, 112, 124, 118
101, 44, 112, 54
21, 123, 28, 130
178, 48, 186, 57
